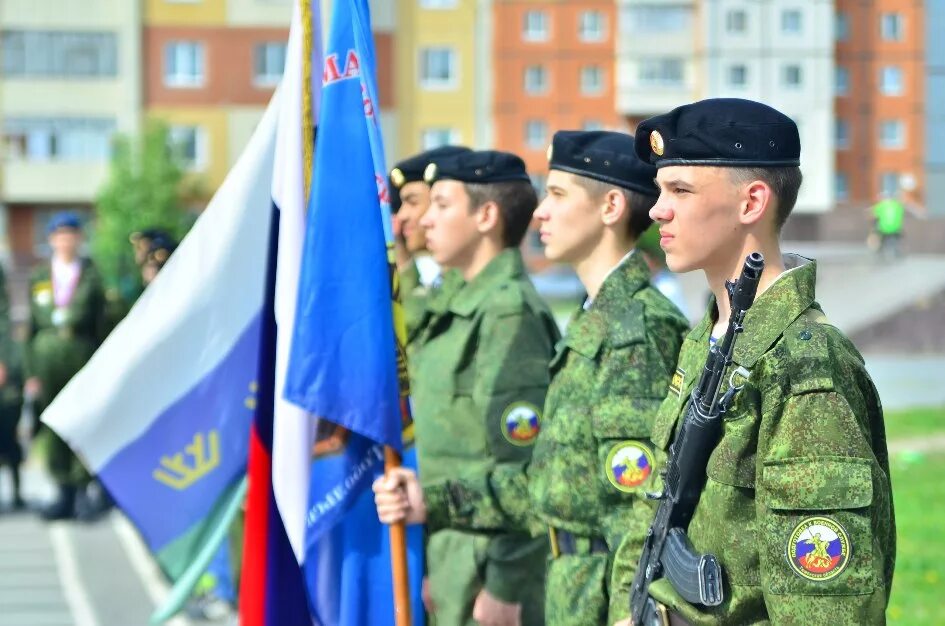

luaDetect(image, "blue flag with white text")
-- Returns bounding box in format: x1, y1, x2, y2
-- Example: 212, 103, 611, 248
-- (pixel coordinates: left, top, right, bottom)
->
283, 0, 424, 623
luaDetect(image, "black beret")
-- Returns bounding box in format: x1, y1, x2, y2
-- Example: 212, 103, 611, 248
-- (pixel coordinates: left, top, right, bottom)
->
389, 145, 471, 211
548, 130, 658, 197
130, 228, 172, 245
635, 98, 800, 168
424, 150, 531, 185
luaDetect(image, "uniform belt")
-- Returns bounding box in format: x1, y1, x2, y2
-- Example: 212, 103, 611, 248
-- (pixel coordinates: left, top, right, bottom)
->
548, 527, 608, 558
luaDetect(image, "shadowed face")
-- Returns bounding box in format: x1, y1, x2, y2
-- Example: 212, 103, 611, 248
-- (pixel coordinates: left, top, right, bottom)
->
49, 229, 82, 259
397, 181, 432, 253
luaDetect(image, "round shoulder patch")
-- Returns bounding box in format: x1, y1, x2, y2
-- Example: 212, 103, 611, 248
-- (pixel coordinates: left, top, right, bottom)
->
606, 441, 654, 492
501, 402, 541, 446
787, 516, 851, 581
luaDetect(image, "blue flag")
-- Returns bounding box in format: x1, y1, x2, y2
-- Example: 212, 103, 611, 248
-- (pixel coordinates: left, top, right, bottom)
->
284, 0, 424, 623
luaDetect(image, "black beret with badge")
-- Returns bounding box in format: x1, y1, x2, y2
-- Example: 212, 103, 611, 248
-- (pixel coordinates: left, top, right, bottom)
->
548, 130, 658, 197
389, 145, 471, 211
635, 98, 801, 168
423, 149, 531, 185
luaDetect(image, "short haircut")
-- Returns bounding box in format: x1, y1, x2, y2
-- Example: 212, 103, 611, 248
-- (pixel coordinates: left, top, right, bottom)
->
728, 166, 804, 229
571, 176, 655, 240
465, 180, 538, 247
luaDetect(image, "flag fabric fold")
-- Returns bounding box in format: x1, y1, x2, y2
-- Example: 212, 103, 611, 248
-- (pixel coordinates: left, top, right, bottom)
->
282, 0, 424, 623
40, 77, 280, 612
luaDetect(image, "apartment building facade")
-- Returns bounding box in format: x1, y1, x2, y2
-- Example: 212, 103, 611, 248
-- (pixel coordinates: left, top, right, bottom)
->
835, 0, 925, 210
929, 0, 945, 214
0, 0, 142, 267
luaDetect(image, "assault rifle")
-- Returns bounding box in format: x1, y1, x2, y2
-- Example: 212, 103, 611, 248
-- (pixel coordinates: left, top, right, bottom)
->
629, 252, 764, 625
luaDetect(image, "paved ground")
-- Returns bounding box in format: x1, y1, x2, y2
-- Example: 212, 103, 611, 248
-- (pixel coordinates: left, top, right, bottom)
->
675, 243, 945, 336
0, 461, 202, 626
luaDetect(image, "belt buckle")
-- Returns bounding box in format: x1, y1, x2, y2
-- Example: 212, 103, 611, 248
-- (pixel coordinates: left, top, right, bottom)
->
548, 527, 560, 559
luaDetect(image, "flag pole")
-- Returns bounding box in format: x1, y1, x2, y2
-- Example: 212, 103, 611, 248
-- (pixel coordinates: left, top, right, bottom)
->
385, 445, 412, 626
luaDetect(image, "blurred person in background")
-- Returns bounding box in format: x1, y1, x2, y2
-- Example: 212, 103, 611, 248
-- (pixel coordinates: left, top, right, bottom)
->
0, 260, 24, 512
25, 212, 107, 521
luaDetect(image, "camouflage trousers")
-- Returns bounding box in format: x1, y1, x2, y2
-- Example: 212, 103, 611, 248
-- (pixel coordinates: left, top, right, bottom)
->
546, 551, 627, 626
426, 529, 546, 626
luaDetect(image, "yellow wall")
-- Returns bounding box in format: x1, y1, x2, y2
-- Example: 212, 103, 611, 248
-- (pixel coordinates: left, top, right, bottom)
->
145, 0, 226, 26
395, 0, 478, 157
148, 107, 230, 189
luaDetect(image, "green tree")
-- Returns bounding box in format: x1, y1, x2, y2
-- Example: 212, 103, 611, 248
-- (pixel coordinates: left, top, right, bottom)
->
92, 121, 198, 301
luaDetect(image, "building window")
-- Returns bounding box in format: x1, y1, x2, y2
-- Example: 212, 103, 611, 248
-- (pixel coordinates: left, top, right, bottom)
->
835, 172, 849, 201
835, 66, 849, 96
523, 10, 549, 42
579, 11, 606, 42
783, 64, 802, 88
582, 119, 604, 131
168, 125, 208, 171
580, 66, 604, 95
880, 66, 903, 95
835, 119, 850, 149
726, 10, 747, 34
524, 119, 548, 149
638, 58, 684, 87
2, 117, 115, 162
164, 41, 205, 87
253, 42, 287, 86
421, 128, 460, 150
880, 13, 903, 41
835, 11, 850, 42
879, 120, 905, 149
419, 47, 457, 90
880, 172, 900, 196
728, 64, 748, 88
524, 65, 549, 95
420, 0, 457, 8
1, 30, 118, 77
781, 9, 802, 35
529, 174, 547, 198
621, 5, 691, 33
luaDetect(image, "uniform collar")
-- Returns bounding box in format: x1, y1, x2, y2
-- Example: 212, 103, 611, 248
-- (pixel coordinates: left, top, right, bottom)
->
690, 254, 817, 367
449, 248, 526, 317
556, 251, 652, 360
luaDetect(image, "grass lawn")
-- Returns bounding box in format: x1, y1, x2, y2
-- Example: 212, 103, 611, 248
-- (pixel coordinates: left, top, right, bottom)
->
887, 449, 945, 624
884, 405, 945, 442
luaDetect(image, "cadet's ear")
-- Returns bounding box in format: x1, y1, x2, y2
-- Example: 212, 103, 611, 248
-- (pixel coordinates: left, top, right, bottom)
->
600, 188, 627, 228
476, 200, 501, 235
739, 179, 773, 227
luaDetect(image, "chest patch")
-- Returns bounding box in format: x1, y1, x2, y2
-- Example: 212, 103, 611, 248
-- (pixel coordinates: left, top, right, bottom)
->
606, 441, 654, 492
33, 281, 53, 307
501, 402, 541, 446
669, 367, 685, 397
787, 516, 851, 581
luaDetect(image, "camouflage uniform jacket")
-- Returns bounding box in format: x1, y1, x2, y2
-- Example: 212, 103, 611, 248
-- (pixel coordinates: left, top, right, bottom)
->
412, 248, 560, 601
424, 252, 688, 609
26, 259, 106, 402
616, 255, 895, 624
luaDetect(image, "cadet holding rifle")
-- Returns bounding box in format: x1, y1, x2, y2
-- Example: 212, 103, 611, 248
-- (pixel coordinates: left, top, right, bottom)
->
612, 98, 895, 625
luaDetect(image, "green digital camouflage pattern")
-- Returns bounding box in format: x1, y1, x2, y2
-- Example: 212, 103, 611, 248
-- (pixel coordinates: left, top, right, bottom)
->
27, 260, 106, 485
424, 252, 689, 625
411, 248, 559, 625
399, 260, 427, 342
613, 255, 895, 624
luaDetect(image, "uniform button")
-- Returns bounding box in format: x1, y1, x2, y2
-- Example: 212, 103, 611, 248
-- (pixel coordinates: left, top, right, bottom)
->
799, 330, 812, 340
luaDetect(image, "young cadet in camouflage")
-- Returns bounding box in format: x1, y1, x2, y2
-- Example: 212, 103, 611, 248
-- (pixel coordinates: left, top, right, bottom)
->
388, 145, 471, 341
25, 213, 107, 520
611, 98, 895, 625
382, 150, 560, 626
375, 132, 689, 626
